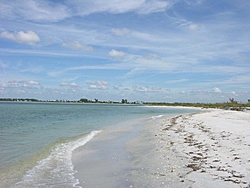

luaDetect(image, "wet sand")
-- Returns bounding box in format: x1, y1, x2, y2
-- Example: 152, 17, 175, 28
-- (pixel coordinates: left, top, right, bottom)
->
72, 117, 149, 188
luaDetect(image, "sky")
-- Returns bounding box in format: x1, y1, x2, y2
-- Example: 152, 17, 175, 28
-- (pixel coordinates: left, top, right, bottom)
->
0, 0, 249, 103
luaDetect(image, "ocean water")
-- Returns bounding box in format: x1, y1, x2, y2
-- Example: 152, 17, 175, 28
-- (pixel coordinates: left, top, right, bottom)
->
0, 102, 196, 187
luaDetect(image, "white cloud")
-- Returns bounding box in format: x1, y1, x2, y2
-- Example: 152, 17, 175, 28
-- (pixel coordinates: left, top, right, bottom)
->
213, 87, 222, 93
62, 41, 93, 51
69, 82, 78, 87
189, 24, 199, 30
60, 82, 68, 86
136, 86, 148, 92
1, 83, 8, 88
87, 81, 109, 90
28, 80, 40, 85
230, 91, 238, 96
20, 80, 40, 88
60, 82, 78, 87
111, 28, 130, 36
150, 87, 164, 93
7, 81, 19, 88
1, 80, 41, 89
108, 49, 125, 57
134, 86, 164, 93
152, 86, 162, 91
0, 30, 40, 45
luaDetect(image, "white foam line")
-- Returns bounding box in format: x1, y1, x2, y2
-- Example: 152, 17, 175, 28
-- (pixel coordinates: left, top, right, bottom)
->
151, 115, 164, 119
15, 130, 101, 188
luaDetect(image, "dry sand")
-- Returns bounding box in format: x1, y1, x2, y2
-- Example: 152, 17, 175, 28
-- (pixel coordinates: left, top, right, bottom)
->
126, 109, 250, 188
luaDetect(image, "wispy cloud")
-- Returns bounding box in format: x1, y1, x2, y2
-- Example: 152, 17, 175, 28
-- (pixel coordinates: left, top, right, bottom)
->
47, 62, 131, 77
62, 41, 93, 51
136, 0, 172, 14
0, 0, 174, 23
0, 49, 95, 57
111, 28, 130, 36
68, 0, 172, 16
0, 0, 70, 22
166, 79, 189, 84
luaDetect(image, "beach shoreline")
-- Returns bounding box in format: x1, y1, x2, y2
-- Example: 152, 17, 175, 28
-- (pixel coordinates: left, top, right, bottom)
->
72, 108, 250, 187
126, 109, 250, 187
1, 104, 197, 188
72, 117, 150, 188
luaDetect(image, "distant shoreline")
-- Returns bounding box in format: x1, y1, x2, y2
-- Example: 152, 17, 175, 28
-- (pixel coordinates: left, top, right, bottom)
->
1, 99, 249, 111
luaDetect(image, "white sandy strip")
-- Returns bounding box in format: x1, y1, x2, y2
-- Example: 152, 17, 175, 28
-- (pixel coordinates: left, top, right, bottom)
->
150, 109, 250, 188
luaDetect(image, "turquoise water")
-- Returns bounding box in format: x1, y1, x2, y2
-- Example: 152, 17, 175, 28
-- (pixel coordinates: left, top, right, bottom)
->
0, 102, 197, 187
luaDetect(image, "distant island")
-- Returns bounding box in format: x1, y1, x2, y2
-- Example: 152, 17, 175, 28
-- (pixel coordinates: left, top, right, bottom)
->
0, 97, 250, 111
0, 97, 139, 104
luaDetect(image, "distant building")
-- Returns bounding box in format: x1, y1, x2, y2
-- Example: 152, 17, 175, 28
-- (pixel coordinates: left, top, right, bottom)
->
248, 99, 250, 104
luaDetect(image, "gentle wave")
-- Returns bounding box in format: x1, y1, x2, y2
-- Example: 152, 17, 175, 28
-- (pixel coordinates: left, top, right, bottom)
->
151, 114, 164, 119
14, 130, 101, 188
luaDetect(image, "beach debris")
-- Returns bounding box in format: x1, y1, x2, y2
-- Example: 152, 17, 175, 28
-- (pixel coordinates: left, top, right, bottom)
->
170, 166, 175, 172
213, 159, 220, 162
232, 156, 241, 161
186, 163, 200, 171
151, 110, 250, 188
232, 171, 244, 178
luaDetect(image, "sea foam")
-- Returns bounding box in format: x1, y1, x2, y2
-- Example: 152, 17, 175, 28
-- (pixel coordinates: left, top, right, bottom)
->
14, 130, 101, 188
151, 114, 164, 119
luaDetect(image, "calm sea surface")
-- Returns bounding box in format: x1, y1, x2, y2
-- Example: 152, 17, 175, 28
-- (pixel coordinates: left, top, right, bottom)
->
0, 102, 197, 187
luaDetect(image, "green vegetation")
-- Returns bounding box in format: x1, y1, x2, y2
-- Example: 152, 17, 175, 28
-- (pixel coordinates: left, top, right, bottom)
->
0, 98, 39, 102
0, 98, 77, 103
121, 99, 128, 104
79, 98, 90, 103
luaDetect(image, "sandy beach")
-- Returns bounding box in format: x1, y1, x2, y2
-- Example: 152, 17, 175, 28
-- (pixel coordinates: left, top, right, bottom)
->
73, 108, 250, 188
126, 109, 250, 187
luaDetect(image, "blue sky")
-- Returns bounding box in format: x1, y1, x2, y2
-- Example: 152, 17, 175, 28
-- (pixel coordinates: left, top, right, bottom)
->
0, 0, 249, 103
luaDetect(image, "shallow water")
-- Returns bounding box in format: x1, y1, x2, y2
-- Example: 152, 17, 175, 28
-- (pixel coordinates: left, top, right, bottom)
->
0, 102, 197, 187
